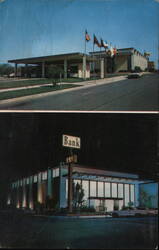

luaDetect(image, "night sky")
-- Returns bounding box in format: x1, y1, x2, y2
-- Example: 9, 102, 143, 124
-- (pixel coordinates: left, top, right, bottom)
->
0, 113, 158, 185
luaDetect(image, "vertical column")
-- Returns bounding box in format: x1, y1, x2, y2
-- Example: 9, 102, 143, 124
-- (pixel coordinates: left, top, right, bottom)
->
42, 61, 45, 78
100, 58, 104, 79
64, 59, 67, 79
16, 181, 20, 208
104, 58, 107, 77
47, 168, 52, 198
82, 55, 86, 80
134, 183, 139, 207
14, 63, 17, 77
22, 178, 27, 208
59, 164, 67, 208
68, 163, 73, 213
131, 54, 134, 71
25, 64, 28, 78
29, 176, 33, 210
37, 172, 42, 203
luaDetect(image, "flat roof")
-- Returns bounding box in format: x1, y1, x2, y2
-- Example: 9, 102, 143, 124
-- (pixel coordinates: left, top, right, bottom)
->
90, 47, 147, 58
8, 52, 95, 64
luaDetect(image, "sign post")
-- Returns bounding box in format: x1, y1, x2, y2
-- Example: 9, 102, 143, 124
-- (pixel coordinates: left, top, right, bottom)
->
62, 135, 81, 213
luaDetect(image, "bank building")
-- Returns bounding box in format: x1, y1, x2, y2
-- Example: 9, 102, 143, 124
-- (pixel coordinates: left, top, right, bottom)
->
8, 163, 151, 212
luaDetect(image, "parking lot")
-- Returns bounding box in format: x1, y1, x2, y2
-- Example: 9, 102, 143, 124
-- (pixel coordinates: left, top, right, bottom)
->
0, 211, 158, 249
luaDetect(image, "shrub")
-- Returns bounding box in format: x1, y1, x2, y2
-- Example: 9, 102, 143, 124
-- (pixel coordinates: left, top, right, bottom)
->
134, 66, 142, 72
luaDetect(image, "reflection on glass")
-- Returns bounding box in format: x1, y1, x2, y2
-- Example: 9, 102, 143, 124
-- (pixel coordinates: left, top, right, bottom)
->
66, 179, 68, 199
90, 181, 96, 197
105, 182, 111, 197
112, 183, 117, 197
98, 182, 104, 197
118, 183, 123, 198
124, 184, 130, 206
82, 180, 89, 199
130, 184, 135, 202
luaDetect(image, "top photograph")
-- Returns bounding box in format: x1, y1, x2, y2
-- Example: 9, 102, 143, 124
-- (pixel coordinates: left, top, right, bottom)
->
0, 0, 158, 111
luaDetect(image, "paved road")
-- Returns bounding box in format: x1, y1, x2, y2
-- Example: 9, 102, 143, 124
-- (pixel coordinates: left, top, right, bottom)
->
0, 211, 158, 249
1, 74, 159, 111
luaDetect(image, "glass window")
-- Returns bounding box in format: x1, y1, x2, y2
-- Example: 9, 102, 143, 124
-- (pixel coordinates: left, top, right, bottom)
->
73, 179, 81, 197
82, 180, 89, 200
34, 175, 37, 183
66, 179, 68, 199
90, 181, 96, 197
105, 182, 111, 197
124, 184, 130, 206
130, 184, 135, 203
42, 171, 47, 180
112, 183, 117, 197
98, 182, 104, 197
53, 168, 59, 178
118, 183, 123, 198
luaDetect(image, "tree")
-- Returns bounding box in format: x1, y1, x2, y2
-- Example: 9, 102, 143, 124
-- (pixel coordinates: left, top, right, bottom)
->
47, 64, 64, 86
140, 189, 154, 208
73, 182, 85, 209
0, 64, 14, 77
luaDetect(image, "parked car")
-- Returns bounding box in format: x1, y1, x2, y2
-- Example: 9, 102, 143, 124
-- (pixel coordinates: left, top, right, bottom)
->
111, 208, 158, 217
127, 73, 141, 79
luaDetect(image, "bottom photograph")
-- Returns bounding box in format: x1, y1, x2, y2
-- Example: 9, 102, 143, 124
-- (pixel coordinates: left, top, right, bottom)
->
0, 112, 158, 249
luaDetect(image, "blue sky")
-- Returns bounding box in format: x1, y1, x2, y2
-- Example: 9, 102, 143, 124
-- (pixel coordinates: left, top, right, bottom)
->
0, 0, 158, 67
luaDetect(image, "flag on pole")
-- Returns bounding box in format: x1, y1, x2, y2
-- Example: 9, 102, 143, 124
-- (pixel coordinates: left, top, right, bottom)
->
110, 45, 114, 57
101, 39, 109, 49
113, 46, 117, 56
85, 30, 91, 42
94, 34, 101, 47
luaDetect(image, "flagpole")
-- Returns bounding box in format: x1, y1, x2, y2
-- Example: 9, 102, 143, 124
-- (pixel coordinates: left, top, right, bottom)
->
93, 35, 95, 79
84, 31, 86, 55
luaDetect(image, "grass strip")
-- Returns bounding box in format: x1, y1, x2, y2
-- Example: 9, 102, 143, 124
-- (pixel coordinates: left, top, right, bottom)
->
0, 84, 80, 101
0, 78, 85, 89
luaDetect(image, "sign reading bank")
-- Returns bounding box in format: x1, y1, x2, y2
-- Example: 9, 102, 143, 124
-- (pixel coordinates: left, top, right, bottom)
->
62, 134, 81, 149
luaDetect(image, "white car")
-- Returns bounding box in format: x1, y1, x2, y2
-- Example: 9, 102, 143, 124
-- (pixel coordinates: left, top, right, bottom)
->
111, 209, 158, 217
128, 72, 141, 79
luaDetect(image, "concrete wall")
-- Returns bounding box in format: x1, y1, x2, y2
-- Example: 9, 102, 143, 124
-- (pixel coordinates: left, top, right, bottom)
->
131, 52, 148, 71
115, 55, 128, 72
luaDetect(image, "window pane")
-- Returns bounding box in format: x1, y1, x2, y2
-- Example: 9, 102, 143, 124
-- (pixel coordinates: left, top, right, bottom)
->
118, 184, 123, 198
112, 183, 117, 197
82, 180, 89, 200
124, 184, 130, 206
130, 184, 135, 203
90, 181, 96, 197
66, 179, 68, 199
105, 183, 111, 197
98, 182, 104, 197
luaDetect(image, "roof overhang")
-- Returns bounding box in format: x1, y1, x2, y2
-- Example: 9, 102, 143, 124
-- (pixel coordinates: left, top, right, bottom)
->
8, 52, 96, 65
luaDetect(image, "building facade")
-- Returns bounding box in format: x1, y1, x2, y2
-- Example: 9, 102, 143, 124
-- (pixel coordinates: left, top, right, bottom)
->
8, 48, 148, 80
8, 164, 151, 212
90, 48, 148, 76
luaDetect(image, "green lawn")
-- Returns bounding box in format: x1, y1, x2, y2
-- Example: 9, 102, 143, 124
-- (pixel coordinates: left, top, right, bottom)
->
0, 84, 80, 101
0, 78, 85, 90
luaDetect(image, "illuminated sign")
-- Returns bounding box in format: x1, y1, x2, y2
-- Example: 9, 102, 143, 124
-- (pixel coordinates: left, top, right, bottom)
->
62, 134, 81, 149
